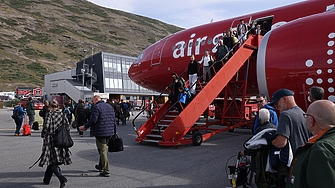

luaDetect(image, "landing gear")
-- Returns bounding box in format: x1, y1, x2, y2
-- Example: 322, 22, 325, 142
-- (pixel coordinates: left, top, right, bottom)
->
192, 132, 203, 146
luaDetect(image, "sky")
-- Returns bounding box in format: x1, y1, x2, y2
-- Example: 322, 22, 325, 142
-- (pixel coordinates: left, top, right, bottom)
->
87, 0, 307, 29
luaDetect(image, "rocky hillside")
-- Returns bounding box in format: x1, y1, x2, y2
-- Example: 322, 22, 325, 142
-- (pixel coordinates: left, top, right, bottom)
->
0, 0, 183, 90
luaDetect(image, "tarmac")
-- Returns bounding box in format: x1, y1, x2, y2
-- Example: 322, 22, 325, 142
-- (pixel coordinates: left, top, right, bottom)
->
0, 108, 253, 188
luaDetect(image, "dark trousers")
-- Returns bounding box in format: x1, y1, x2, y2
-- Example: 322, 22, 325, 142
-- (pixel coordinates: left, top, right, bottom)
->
43, 164, 67, 185
14, 118, 23, 134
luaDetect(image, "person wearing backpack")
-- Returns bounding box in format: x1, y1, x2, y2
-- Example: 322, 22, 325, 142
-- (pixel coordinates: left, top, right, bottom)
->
12, 103, 27, 136
120, 99, 128, 125
177, 87, 187, 113
39, 99, 71, 188
62, 100, 73, 125
198, 49, 214, 83
75, 99, 89, 137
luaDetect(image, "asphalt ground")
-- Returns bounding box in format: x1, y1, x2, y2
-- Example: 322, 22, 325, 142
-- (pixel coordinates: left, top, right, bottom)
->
0, 108, 253, 188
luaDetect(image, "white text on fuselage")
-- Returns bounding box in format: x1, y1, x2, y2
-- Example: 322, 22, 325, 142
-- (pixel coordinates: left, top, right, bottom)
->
173, 32, 224, 58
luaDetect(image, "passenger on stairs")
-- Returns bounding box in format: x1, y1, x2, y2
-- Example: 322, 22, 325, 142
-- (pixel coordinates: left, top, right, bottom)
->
187, 55, 199, 96
223, 31, 234, 51
198, 49, 213, 83
177, 87, 187, 113
215, 40, 229, 71
166, 73, 186, 102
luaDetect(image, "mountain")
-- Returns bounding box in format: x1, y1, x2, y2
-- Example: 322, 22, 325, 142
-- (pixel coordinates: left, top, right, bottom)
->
0, 0, 183, 90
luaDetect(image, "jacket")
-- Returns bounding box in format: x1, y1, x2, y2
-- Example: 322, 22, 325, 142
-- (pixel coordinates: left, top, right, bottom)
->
286, 127, 335, 188
253, 104, 279, 134
26, 101, 36, 115
187, 60, 199, 76
39, 109, 72, 167
215, 44, 229, 62
84, 101, 116, 137
12, 105, 26, 119
168, 77, 186, 91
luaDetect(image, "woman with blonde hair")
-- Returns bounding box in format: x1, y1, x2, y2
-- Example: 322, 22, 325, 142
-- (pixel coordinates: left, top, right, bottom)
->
39, 99, 72, 188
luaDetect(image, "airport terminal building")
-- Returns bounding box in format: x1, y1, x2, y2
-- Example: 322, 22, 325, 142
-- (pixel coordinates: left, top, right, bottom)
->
45, 52, 163, 106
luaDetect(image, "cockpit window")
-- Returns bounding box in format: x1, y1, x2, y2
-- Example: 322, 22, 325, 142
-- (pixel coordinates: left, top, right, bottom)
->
136, 52, 144, 61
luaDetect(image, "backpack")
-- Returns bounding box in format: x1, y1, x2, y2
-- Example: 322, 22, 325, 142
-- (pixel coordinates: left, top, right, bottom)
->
63, 107, 71, 115
122, 103, 128, 111
12, 108, 20, 119
184, 87, 192, 101
76, 104, 85, 118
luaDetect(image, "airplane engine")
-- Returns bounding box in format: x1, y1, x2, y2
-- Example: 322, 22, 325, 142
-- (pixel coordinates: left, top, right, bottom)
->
257, 11, 335, 109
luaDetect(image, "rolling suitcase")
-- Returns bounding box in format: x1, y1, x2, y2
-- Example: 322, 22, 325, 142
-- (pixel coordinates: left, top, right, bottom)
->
22, 115, 31, 136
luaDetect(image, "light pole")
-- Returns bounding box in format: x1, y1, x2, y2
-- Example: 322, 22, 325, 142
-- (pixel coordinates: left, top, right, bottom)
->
79, 48, 89, 100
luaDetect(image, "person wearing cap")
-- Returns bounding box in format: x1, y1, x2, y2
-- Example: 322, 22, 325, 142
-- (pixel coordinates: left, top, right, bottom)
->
268, 88, 310, 187
268, 89, 309, 154
286, 100, 335, 188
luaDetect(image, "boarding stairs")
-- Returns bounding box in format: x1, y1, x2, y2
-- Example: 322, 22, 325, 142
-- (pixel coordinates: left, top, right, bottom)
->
133, 34, 262, 146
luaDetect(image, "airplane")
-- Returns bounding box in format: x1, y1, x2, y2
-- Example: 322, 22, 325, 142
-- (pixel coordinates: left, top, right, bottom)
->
128, 0, 335, 111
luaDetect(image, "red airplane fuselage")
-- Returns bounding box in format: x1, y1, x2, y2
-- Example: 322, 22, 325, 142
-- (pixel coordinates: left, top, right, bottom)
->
129, 0, 335, 110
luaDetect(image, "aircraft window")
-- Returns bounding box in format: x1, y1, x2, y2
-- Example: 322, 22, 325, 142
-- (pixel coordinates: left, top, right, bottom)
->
189, 42, 193, 46
208, 38, 212, 44
201, 40, 206, 45
172, 46, 175, 51
183, 43, 187, 48
136, 52, 144, 61
195, 41, 199, 46
178, 44, 181, 49
214, 38, 219, 43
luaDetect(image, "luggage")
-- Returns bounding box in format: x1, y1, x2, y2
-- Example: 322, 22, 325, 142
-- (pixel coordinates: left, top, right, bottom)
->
22, 116, 31, 136
54, 114, 74, 148
32, 121, 39, 130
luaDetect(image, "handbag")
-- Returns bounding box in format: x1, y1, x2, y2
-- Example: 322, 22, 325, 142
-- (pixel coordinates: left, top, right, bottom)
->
108, 124, 123, 152
71, 120, 77, 128
54, 114, 74, 148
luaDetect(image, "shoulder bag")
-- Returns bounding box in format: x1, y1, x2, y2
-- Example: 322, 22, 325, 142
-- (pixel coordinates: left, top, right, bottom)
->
54, 114, 74, 148
108, 124, 124, 152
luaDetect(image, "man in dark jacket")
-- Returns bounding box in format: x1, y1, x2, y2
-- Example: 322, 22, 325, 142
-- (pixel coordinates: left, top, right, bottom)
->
287, 100, 335, 188
75, 99, 89, 137
41, 100, 50, 124
215, 40, 229, 70
26, 97, 36, 130
253, 94, 278, 134
187, 55, 199, 96
80, 95, 116, 177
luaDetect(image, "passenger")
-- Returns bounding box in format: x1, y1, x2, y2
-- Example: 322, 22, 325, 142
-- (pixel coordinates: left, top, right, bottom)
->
115, 100, 121, 125
268, 88, 310, 187
166, 73, 186, 102
223, 31, 234, 51
253, 94, 278, 134
286, 100, 335, 188
198, 49, 214, 83
40, 101, 50, 125
241, 108, 277, 188
187, 55, 199, 96
237, 19, 249, 47
215, 40, 229, 70
177, 87, 187, 113
75, 99, 89, 137
80, 95, 117, 177
62, 100, 73, 125
254, 24, 261, 35
309, 86, 324, 102
120, 99, 128, 125
39, 99, 71, 187
26, 97, 36, 131
12, 103, 27, 136
261, 20, 270, 34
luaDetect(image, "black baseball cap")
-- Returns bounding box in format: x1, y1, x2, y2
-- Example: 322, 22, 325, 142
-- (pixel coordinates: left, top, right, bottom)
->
269, 89, 294, 106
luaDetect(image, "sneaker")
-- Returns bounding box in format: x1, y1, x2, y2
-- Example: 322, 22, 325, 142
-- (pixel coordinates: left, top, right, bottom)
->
95, 165, 102, 172
14, 134, 20, 136
99, 172, 110, 177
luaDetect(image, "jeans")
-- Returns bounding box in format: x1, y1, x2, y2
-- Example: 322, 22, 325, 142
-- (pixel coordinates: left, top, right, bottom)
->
96, 138, 109, 174
189, 73, 198, 95
14, 118, 23, 134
